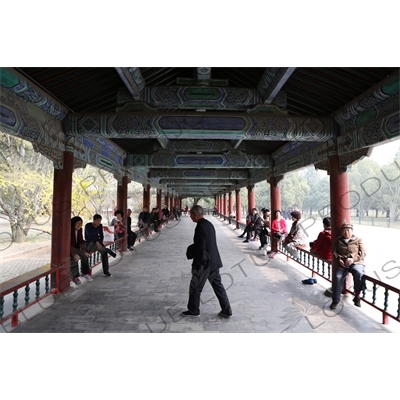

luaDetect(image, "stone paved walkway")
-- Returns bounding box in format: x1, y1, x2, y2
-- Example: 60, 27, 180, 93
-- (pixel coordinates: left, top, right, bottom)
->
1, 215, 399, 333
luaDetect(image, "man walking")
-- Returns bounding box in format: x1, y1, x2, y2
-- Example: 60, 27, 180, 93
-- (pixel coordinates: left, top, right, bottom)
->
182, 205, 232, 318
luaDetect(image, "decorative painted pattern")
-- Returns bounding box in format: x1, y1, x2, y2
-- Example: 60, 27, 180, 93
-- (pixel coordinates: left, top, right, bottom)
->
115, 67, 145, 101
167, 140, 234, 153
141, 86, 261, 110
273, 141, 331, 176
338, 106, 400, 156
127, 151, 270, 169
64, 112, 334, 142
257, 67, 280, 97
162, 180, 235, 187
68, 135, 126, 176
0, 67, 67, 120
128, 67, 145, 91
149, 169, 248, 179
333, 73, 399, 133
1, 88, 64, 152
197, 67, 211, 80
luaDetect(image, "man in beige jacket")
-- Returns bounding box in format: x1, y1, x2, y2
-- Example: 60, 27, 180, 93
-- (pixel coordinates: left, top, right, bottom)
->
330, 223, 366, 309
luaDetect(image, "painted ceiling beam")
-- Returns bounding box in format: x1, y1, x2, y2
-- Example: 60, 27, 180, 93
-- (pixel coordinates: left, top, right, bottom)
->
115, 67, 145, 101
64, 112, 335, 142
165, 139, 240, 153
162, 180, 239, 186
258, 67, 296, 104
197, 67, 212, 81
126, 151, 271, 169
148, 169, 249, 180
332, 71, 400, 133
0, 67, 68, 120
138, 86, 261, 111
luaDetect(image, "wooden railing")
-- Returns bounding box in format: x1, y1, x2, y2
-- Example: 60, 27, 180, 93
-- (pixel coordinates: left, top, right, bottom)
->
0, 239, 122, 329
0, 216, 177, 329
219, 213, 400, 325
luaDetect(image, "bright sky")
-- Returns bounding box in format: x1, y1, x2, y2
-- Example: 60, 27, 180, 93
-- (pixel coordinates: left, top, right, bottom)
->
369, 138, 400, 165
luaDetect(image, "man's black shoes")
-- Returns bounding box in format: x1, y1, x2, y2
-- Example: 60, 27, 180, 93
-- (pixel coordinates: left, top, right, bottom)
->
353, 296, 361, 307
218, 312, 232, 318
330, 302, 339, 309
181, 311, 200, 317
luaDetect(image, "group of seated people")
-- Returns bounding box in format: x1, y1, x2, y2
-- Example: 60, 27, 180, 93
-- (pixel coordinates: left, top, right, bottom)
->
238, 207, 270, 245
70, 214, 118, 285
236, 207, 366, 309
237, 207, 330, 260
138, 205, 173, 231
70, 205, 166, 285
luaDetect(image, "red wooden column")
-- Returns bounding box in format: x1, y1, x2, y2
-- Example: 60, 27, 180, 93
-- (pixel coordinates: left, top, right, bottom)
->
235, 189, 242, 229
51, 151, 73, 293
164, 193, 169, 211
268, 177, 282, 253
247, 184, 255, 214
228, 191, 233, 224
156, 188, 162, 209
157, 189, 162, 219
117, 176, 128, 252
143, 184, 151, 208
223, 193, 227, 220
329, 154, 351, 295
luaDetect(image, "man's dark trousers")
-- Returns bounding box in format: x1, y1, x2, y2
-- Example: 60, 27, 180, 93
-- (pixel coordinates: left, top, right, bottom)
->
187, 264, 232, 315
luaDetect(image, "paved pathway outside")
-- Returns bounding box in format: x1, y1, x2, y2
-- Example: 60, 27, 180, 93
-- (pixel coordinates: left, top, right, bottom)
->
1, 215, 399, 333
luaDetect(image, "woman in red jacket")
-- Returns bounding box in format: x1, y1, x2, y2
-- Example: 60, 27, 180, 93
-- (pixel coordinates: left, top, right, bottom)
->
310, 217, 332, 260
269, 210, 288, 258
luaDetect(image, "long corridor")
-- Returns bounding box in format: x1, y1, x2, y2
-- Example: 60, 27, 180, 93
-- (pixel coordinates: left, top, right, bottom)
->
3, 215, 398, 333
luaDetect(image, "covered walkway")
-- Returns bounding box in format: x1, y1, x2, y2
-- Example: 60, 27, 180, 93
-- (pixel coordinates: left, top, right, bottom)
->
3, 215, 397, 333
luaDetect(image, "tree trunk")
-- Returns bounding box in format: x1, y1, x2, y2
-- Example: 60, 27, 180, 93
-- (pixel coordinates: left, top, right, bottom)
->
11, 223, 26, 243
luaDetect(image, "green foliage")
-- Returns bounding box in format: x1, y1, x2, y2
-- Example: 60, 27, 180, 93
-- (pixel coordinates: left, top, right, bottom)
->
71, 166, 117, 224
255, 181, 270, 209
302, 167, 330, 216
372, 152, 400, 222
279, 170, 310, 212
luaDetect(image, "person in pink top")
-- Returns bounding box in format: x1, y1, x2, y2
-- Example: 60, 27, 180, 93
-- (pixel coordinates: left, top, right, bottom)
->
269, 210, 288, 258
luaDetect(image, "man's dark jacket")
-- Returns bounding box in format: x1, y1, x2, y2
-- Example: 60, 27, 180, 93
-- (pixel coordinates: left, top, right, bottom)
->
187, 218, 222, 271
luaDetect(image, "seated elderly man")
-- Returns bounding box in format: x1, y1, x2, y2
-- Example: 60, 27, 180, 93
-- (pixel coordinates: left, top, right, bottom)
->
238, 208, 263, 243
330, 223, 366, 309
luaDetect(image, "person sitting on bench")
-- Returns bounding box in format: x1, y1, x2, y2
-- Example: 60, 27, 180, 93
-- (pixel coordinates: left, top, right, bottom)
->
309, 217, 332, 260
259, 208, 271, 250
84, 214, 116, 277
282, 210, 307, 259
138, 206, 150, 228
70, 216, 92, 285
126, 208, 137, 251
150, 206, 161, 232
239, 208, 263, 243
